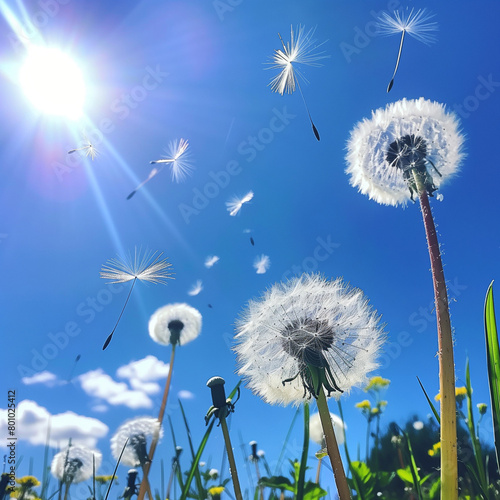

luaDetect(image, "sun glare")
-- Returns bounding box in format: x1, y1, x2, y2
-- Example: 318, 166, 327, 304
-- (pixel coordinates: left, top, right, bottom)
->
19, 47, 85, 119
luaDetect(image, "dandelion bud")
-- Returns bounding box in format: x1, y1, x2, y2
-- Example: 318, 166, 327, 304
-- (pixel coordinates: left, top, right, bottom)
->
207, 376, 227, 409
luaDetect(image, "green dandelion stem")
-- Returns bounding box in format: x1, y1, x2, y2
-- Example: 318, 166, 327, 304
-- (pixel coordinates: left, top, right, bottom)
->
316, 389, 351, 500
413, 169, 458, 500
137, 344, 177, 500
297, 402, 309, 500
220, 417, 243, 500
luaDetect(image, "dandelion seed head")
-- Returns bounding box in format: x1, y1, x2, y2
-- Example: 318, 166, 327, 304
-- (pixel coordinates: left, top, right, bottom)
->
226, 191, 254, 216
188, 280, 203, 296
346, 98, 465, 206
149, 302, 202, 346
309, 411, 345, 446
377, 8, 438, 45
268, 25, 328, 95
51, 445, 101, 484
253, 254, 270, 274
110, 417, 162, 467
234, 274, 385, 406
100, 248, 174, 284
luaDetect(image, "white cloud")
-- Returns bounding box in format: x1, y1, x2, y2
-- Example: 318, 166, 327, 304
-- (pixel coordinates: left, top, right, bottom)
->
78, 369, 152, 409
22, 371, 64, 387
0, 400, 108, 449
178, 390, 195, 400
116, 355, 170, 395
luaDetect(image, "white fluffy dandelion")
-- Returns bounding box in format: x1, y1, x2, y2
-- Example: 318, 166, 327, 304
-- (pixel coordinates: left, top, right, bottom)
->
376, 8, 438, 91
111, 417, 162, 467
100, 249, 173, 349
234, 273, 385, 406
309, 411, 345, 446
149, 303, 202, 346
188, 280, 203, 296
253, 254, 270, 274
127, 138, 192, 199
204, 255, 220, 268
346, 98, 464, 207
226, 191, 253, 216
51, 445, 101, 484
268, 25, 328, 140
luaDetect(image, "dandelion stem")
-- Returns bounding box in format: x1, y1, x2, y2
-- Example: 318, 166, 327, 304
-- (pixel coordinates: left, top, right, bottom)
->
140, 465, 154, 500
387, 29, 406, 92
137, 344, 177, 500
297, 402, 309, 500
102, 278, 137, 350
220, 417, 243, 500
413, 169, 458, 500
316, 390, 351, 500
315, 456, 322, 484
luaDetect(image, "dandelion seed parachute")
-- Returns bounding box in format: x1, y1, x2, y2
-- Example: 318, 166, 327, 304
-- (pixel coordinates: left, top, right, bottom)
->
100, 249, 173, 349
376, 8, 438, 92
268, 25, 327, 141
226, 191, 254, 216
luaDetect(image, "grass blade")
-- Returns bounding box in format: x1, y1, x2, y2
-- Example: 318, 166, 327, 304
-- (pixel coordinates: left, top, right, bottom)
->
417, 376, 440, 424
485, 281, 500, 471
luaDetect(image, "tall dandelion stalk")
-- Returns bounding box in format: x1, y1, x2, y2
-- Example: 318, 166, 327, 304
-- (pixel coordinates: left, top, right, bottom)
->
346, 98, 465, 499
234, 273, 386, 500
136, 303, 202, 500
206, 377, 243, 500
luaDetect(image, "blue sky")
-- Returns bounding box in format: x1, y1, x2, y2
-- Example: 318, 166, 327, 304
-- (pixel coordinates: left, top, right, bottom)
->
1, 0, 499, 497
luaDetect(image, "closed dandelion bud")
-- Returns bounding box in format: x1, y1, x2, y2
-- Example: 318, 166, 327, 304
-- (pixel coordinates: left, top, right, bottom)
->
477, 403, 487, 415
207, 376, 227, 409
249, 441, 258, 461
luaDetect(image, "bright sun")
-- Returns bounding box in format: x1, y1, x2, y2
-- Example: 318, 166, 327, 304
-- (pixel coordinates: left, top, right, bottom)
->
19, 47, 86, 119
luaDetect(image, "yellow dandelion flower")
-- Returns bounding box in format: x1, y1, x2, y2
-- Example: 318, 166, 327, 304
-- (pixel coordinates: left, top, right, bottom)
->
428, 441, 441, 456
15, 476, 41, 488
364, 376, 391, 391
355, 400, 372, 411
208, 486, 225, 498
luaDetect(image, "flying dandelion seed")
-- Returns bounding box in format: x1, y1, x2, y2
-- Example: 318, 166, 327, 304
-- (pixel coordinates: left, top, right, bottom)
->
127, 138, 192, 199
68, 134, 98, 160
253, 254, 270, 274
100, 249, 173, 350
250, 237, 255, 246
226, 191, 254, 216
204, 255, 220, 268
268, 25, 328, 141
188, 280, 203, 296
376, 8, 438, 92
